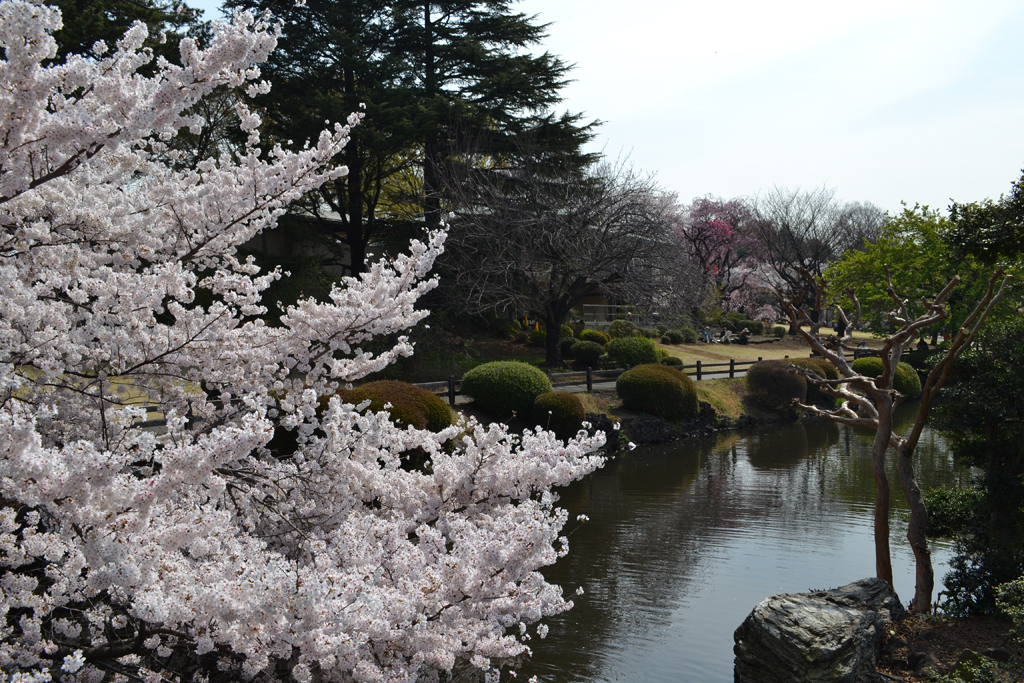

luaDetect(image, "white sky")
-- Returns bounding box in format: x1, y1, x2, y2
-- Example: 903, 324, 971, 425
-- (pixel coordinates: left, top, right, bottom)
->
188, 0, 1024, 214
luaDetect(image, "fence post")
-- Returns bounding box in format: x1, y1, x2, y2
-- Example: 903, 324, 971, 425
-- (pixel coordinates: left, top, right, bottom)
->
586, 367, 593, 392
784, 355, 789, 359
758, 356, 762, 362
696, 360, 702, 382
729, 358, 735, 379
448, 375, 456, 406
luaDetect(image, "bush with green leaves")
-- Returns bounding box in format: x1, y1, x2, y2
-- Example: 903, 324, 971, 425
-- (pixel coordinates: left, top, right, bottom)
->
773, 325, 786, 338
560, 337, 577, 358
850, 356, 922, 398
616, 363, 698, 420
904, 346, 941, 372
461, 361, 552, 418
608, 319, 638, 338
342, 380, 454, 432
679, 326, 698, 343
996, 576, 1024, 639
580, 329, 610, 346
570, 340, 604, 367
662, 355, 682, 366
790, 357, 839, 402
528, 329, 547, 347
746, 360, 807, 412
642, 328, 660, 339
532, 392, 586, 440
493, 318, 521, 340
606, 336, 661, 367
660, 335, 672, 344
663, 329, 684, 344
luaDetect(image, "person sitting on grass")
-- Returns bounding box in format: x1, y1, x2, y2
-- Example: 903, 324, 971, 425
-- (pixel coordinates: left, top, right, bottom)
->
738, 328, 750, 345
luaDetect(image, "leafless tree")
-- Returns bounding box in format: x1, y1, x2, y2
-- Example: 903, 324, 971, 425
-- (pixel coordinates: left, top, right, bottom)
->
782, 269, 1011, 612
753, 186, 884, 331
439, 157, 707, 365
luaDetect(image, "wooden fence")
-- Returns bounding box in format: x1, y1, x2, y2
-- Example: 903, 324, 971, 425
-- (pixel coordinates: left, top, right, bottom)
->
135, 352, 859, 425
418, 353, 857, 406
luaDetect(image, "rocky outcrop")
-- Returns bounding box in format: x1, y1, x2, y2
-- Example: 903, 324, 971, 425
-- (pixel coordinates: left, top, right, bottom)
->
734, 578, 905, 683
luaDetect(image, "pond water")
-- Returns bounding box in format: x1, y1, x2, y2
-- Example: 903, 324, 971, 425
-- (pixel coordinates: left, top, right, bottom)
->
518, 404, 973, 683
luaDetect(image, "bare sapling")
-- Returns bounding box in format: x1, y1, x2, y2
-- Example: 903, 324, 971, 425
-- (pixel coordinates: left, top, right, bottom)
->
781, 268, 1010, 612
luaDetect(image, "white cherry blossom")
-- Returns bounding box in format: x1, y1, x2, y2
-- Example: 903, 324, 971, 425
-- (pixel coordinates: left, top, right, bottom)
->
0, 4, 605, 681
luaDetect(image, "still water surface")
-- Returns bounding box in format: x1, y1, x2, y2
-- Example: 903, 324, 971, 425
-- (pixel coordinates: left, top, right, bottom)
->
519, 405, 972, 682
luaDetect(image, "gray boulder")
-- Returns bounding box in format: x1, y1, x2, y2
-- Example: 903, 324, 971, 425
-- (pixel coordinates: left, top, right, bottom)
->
734, 577, 904, 683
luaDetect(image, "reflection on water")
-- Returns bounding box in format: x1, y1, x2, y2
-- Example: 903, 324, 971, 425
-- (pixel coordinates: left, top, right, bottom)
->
520, 404, 971, 683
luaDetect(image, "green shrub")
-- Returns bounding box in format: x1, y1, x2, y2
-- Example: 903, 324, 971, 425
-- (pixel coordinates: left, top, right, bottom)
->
561, 323, 575, 339
461, 361, 552, 418
904, 346, 941, 372
560, 337, 577, 358
660, 335, 672, 344
532, 391, 586, 440
608, 319, 638, 339
996, 576, 1024, 639
528, 329, 547, 347
642, 328, 660, 339
570, 340, 604, 367
663, 329, 684, 344
656, 324, 668, 335
580, 329, 610, 346
616, 363, 698, 420
773, 325, 786, 338
746, 360, 807, 412
743, 320, 764, 335
850, 357, 922, 398
598, 353, 614, 369
679, 326, 698, 343
343, 380, 453, 432
606, 336, 661, 367
662, 355, 682, 366
494, 318, 521, 340
790, 357, 839, 402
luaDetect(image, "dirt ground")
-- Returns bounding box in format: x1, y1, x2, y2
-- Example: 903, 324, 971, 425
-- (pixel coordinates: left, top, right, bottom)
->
877, 613, 1024, 680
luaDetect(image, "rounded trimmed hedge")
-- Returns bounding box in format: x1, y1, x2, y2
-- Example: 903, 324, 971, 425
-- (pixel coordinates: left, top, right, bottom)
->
773, 326, 787, 338
342, 380, 453, 431
616, 363, 698, 420
528, 329, 547, 347
570, 340, 604, 367
663, 329, 684, 344
850, 357, 922, 398
460, 361, 553, 418
560, 337, 577, 358
790, 357, 840, 402
662, 355, 682, 366
606, 336, 661, 367
608, 319, 639, 338
532, 391, 586, 440
679, 326, 698, 343
580, 329, 610, 346
746, 360, 807, 411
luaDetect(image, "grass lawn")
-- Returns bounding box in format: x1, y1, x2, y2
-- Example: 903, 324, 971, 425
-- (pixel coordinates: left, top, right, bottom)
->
657, 328, 880, 366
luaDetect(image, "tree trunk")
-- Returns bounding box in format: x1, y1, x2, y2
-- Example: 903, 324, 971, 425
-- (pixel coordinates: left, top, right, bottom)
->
896, 440, 934, 612
543, 314, 563, 367
870, 398, 894, 587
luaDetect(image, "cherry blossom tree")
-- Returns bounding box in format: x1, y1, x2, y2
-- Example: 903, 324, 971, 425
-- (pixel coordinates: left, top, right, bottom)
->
676, 196, 758, 305
0, 4, 605, 682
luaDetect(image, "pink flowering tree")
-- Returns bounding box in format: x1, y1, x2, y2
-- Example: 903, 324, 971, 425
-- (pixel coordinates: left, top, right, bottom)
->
676, 196, 760, 309
0, 4, 605, 682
